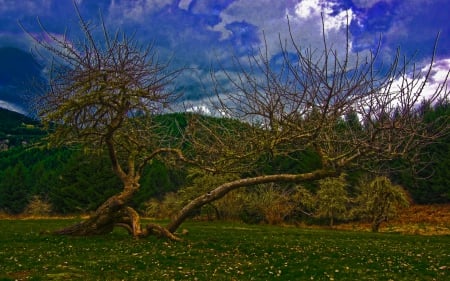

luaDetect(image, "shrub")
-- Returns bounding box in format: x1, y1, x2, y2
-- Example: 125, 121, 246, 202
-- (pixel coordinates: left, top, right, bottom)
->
211, 190, 246, 221
229, 184, 315, 225
23, 195, 52, 216
315, 175, 349, 226
143, 192, 185, 219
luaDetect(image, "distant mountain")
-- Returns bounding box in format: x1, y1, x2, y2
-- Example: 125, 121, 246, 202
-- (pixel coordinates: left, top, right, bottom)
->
0, 107, 44, 150
0, 47, 43, 112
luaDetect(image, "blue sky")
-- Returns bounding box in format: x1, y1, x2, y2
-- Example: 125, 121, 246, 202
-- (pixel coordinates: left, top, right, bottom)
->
0, 0, 449, 112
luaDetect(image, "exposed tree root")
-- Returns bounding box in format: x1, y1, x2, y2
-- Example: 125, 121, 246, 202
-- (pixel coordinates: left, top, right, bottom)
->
114, 207, 181, 241
114, 206, 144, 236
140, 223, 182, 241
53, 204, 181, 241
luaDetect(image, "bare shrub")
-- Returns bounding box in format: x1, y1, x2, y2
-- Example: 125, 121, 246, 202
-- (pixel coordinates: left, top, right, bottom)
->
23, 195, 52, 216
213, 190, 247, 221
143, 193, 184, 219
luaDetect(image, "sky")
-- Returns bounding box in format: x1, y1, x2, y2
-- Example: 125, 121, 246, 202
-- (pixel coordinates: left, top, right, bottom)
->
0, 0, 449, 113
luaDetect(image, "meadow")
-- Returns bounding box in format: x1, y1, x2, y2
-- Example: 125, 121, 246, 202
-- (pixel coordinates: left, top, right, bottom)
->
0, 219, 449, 280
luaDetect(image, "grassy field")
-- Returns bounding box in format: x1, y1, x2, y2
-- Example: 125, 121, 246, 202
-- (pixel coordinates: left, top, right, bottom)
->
0, 219, 449, 280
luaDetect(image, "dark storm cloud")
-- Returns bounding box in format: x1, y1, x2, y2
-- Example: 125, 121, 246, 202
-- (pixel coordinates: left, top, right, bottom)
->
0, 0, 448, 107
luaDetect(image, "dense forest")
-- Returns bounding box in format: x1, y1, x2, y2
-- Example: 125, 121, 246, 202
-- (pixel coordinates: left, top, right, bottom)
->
0, 104, 449, 215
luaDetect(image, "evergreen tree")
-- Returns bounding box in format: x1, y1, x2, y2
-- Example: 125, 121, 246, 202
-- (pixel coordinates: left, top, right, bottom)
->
0, 161, 30, 214
50, 152, 122, 213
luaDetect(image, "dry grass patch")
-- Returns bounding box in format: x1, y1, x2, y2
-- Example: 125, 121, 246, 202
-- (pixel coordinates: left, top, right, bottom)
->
337, 204, 450, 235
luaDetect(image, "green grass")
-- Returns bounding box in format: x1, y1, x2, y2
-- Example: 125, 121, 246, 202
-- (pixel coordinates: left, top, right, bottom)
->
0, 219, 449, 280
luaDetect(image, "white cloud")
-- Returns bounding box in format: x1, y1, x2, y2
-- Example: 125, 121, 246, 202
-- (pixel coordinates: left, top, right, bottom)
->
180, 94, 233, 118
186, 104, 211, 115
178, 0, 192, 11
209, 0, 288, 41
293, 0, 353, 32
0, 100, 26, 114
294, 0, 322, 19
417, 58, 450, 101
323, 8, 353, 32
373, 58, 450, 111
209, 0, 355, 58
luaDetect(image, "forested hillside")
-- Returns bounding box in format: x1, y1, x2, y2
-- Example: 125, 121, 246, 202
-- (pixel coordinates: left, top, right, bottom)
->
393, 103, 450, 204
0, 108, 44, 150
0, 106, 449, 215
0, 110, 188, 214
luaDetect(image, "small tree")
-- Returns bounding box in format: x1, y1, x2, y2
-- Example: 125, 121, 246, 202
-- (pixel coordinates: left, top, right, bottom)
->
352, 176, 410, 232
315, 175, 349, 226
233, 184, 291, 225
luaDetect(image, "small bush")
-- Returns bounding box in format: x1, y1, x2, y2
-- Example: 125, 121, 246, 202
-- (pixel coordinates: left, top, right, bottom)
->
228, 184, 315, 225
315, 175, 349, 226
23, 195, 52, 216
143, 193, 185, 219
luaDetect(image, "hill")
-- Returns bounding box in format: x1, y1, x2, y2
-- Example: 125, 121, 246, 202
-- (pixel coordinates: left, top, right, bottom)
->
0, 108, 44, 150
0, 108, 448, 216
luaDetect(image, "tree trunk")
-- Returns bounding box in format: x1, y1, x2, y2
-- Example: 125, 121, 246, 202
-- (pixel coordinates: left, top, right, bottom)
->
54, 185, 141, 236
53, 184, 182, 240
167, 170, 334, 233
371, 216, 385, 232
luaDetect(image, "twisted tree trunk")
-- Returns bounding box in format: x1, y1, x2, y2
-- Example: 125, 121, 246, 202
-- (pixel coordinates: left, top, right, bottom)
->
53, 183, 182, 240
53, 185, 140, 236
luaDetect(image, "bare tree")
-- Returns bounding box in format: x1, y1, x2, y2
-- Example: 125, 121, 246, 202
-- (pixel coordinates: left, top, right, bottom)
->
25, 6, 449, 239
166, 17, 449, 233
25, 5, 184, 239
